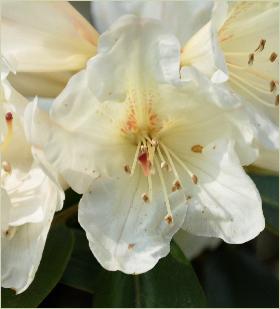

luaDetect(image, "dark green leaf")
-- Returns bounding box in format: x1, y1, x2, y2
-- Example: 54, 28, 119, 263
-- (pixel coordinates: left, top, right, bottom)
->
94, 241, 206, 308
2, 225, 74, 308
250, 173, 279, 234
60, 229, 101, 294
202, 246, 278, 307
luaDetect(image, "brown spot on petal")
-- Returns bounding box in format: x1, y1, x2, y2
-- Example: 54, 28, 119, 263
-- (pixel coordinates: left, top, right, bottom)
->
128, 243, 135, 250
191, 144, 203, 153
270, 52, 278, 62
164, 214, 173, 224
248, 53, 254, 65
255, 39, 266, 52
192, 175, 198, 184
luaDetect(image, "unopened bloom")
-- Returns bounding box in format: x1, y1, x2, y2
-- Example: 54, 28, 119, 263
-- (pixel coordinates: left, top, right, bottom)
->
27, 16, 264, 273
1, 58, 64, 294
2, 2, 99, 97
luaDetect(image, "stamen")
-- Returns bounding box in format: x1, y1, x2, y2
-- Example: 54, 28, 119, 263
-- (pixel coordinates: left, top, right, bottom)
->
248, 53, 254, 65
130, 141, 141, 175
155, 158, 173, 224
124, 165, 131, 174
270, 80, 277, 92
160, 144, 181, 182
163, 144, 198, 185
141, 193, 149, 203
148, 174, 153, 201
191, 144, 203, 153
164, 215, 173, 224
160, 161, 169, 170
172, 180, 182, 192
1, 112, 13, 151
157, 145, 170, 171
255, 39, 266, 52
2, 161, 11, 173
192, 175, 198, 184
128, 243, 135, 250
269, 52, 278, 62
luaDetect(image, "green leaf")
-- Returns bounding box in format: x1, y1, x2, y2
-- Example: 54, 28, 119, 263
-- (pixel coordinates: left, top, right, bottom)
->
250, 173, 279, 234
2, 225, 74, 308
202, 246, 278, 307
60, 229, 101, 294
94, 241, 207, 308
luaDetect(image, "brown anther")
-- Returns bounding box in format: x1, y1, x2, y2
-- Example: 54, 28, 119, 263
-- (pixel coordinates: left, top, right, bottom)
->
248, 53, 254, 65
172, 180, 182, 192
124, 165, 131, 174
191, 144, 203, 153
275, 95, 279, 106
5, 112, 13, 122
186, 195, 192, 201
2, 161, 12, 173
269, 52, 278, 62
141, 193, 149, 203
255, 39, 266, 52
164, 214, 173, 224
270, 80, 277, 92
128, 243, 135, 250
192, 174, 198, 184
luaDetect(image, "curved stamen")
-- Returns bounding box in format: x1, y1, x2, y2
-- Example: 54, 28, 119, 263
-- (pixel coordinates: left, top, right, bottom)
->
155, 157, 173, 224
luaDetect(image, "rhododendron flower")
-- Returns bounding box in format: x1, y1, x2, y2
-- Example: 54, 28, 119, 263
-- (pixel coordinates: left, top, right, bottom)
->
26, 16, 264, 274
181, 1, 279, 172
91, 1, 279, 173
1, 58, 64, 294
2, 2, 99, 97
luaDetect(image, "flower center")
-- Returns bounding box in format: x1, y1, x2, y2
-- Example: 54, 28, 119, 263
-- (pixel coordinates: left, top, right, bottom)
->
121, 100, 199, 224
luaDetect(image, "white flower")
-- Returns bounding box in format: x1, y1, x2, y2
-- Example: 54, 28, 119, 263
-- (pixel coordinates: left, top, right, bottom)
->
1, 58, 65, 294
2, 1, 99, 97
174, 230, 221, 260
27, 16, 264, 274
91, 1, 279, 172
181, 1, 279, 172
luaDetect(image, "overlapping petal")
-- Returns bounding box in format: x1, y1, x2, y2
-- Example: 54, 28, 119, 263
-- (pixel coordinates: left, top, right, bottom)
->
182, 139, 264, 243
26, 15, 266, 274
2, 1, 99, 97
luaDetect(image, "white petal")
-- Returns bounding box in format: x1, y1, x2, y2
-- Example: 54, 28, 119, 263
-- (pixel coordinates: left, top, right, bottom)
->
78, 171, 187, 274
182, 139, 265, 244
253, 147, 279, 172
91, 1, 214, 43
1, 173, 64, 294
181, 1, 229, 83
2, 2, 98, 72
8, 71, 75, 98
174, 229, 221, 260
2, 2, 99, 97
27, 16, 182, 192
219, 2, 279, 118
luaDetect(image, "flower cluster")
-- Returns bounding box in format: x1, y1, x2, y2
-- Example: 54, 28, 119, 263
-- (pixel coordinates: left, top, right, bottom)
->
1, 1, 278, 293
